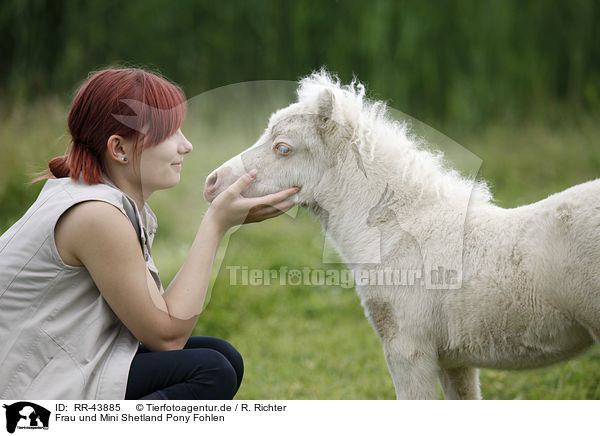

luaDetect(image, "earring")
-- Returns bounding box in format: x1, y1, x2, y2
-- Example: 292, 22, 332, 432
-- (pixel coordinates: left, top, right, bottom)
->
122, 157, 128, 162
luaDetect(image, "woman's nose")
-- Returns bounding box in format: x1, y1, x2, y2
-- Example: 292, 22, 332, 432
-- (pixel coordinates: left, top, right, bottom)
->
182, 138, 193, 154
178, 133, 193, 154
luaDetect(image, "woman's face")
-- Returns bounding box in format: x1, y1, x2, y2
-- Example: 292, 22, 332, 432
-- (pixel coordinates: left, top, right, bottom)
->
139, 129, 193, 193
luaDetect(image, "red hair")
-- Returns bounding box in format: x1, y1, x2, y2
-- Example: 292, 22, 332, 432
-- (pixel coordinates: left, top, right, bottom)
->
46, 67, 186, 184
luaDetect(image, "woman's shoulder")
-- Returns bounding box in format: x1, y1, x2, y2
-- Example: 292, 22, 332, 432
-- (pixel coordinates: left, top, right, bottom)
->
59, 199, 129, 223
45, 176, 126, 204
54, 200, 139, 267
39, 176, 140, 223
55, 200, 134, 243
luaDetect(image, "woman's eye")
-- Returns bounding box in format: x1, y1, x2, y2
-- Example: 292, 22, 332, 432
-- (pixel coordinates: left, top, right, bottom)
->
275, 143, 292, 156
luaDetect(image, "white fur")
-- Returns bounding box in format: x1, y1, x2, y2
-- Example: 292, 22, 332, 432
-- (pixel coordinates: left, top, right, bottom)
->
206, 70, 600, 399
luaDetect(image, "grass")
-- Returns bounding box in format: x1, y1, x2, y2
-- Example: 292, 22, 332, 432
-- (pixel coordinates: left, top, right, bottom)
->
1, 93, 599, 399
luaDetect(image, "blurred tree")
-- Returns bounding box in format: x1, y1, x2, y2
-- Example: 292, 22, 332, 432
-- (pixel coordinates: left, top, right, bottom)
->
1, 0, 599, 125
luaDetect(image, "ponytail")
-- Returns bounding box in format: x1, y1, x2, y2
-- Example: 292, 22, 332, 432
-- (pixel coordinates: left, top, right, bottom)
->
48, 155, 71, 179
42, 139, 104, 184
67, 143, 104, 185
31, 152, 71, 184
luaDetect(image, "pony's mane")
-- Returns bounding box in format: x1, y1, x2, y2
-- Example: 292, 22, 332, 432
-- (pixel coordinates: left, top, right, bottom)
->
298, 69, 493, 205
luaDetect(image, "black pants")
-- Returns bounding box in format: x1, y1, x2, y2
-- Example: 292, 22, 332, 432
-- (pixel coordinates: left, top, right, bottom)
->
124, 336, 244, 400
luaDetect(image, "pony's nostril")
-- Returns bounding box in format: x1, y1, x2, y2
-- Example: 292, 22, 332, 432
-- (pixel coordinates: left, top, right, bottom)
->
206, 172, 218, 190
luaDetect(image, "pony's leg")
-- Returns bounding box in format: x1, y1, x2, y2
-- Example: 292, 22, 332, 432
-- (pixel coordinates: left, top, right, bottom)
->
363, 297, 438, 398
438, 367, 481, 400
578, 318, 600, 344
382, 340, 439, 399
567, 260, 600, 343
572, 290, 600, 343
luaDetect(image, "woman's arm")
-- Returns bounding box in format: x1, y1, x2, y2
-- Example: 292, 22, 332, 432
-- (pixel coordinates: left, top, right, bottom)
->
55, 172, 297, 351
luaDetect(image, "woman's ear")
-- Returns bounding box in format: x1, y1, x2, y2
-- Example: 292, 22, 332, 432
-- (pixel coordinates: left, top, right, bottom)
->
107, 135, 130, 163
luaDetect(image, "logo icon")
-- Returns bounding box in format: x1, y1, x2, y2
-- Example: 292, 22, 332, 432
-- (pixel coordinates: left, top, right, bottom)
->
3, 402, 50, 434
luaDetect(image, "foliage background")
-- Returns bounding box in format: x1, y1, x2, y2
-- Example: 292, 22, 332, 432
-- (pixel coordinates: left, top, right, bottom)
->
3, 0, 600, 125
1, 0, 599, 399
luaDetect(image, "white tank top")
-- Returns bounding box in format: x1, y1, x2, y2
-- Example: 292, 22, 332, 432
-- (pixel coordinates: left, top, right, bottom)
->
0, 175, 161, 399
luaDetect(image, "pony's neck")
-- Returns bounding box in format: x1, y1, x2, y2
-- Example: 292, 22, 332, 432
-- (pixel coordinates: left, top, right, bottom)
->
310, 135, 476, 265
308, 152, 404, 264
318, 139, 450, 218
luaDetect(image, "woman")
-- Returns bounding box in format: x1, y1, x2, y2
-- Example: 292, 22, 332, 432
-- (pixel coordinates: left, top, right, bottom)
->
0, 67, 298, 400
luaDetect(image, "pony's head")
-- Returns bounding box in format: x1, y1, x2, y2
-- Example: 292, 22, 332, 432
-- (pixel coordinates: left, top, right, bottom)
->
204, 70, 374, 208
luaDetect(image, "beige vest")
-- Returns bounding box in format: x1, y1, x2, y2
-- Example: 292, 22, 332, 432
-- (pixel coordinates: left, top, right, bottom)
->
0, 176, 161, 399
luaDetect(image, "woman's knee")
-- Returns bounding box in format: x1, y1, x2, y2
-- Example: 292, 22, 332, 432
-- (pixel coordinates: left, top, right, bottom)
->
219, 340, 244, 380
186, 336, 244, 383
200, 350, 239, 399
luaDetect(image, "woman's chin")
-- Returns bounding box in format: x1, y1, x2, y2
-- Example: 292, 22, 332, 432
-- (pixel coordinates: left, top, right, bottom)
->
144, 177, 181, 194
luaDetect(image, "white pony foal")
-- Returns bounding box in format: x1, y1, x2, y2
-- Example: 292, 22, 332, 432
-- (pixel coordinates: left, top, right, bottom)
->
204, 71, 600, 399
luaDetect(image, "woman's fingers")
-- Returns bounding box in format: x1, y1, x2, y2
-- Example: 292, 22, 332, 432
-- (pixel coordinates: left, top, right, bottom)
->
273, 198, 297, 213
228, 169, 258, 196
226, 169, 298, 206
244, 199, 296, 223
242, 188, 298, 223
259, 199, 296, 216
249, 187, 299, 207
212, 168, 298, 226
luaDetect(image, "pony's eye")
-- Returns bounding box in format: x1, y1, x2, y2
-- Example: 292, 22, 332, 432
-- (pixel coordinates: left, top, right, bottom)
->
274, 143, 293, 156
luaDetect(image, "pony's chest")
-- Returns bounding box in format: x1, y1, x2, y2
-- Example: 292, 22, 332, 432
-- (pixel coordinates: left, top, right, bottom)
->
356, 283, 435, 342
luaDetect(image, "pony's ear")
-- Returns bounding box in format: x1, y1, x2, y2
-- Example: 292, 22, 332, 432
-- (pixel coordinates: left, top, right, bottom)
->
317, 89, 338, 139
315, 88, 365, 176
317, 89, 335, 121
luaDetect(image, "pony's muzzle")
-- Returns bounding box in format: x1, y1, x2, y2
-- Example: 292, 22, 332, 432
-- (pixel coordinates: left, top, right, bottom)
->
205, 156, 246, 202
204, 170, 219, 202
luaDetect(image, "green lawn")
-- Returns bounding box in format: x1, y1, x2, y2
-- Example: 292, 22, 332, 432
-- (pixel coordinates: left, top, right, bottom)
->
1, 95, 599, 399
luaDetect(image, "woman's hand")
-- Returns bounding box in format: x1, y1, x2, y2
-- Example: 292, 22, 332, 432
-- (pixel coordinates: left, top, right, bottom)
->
204, 170, 298, 234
